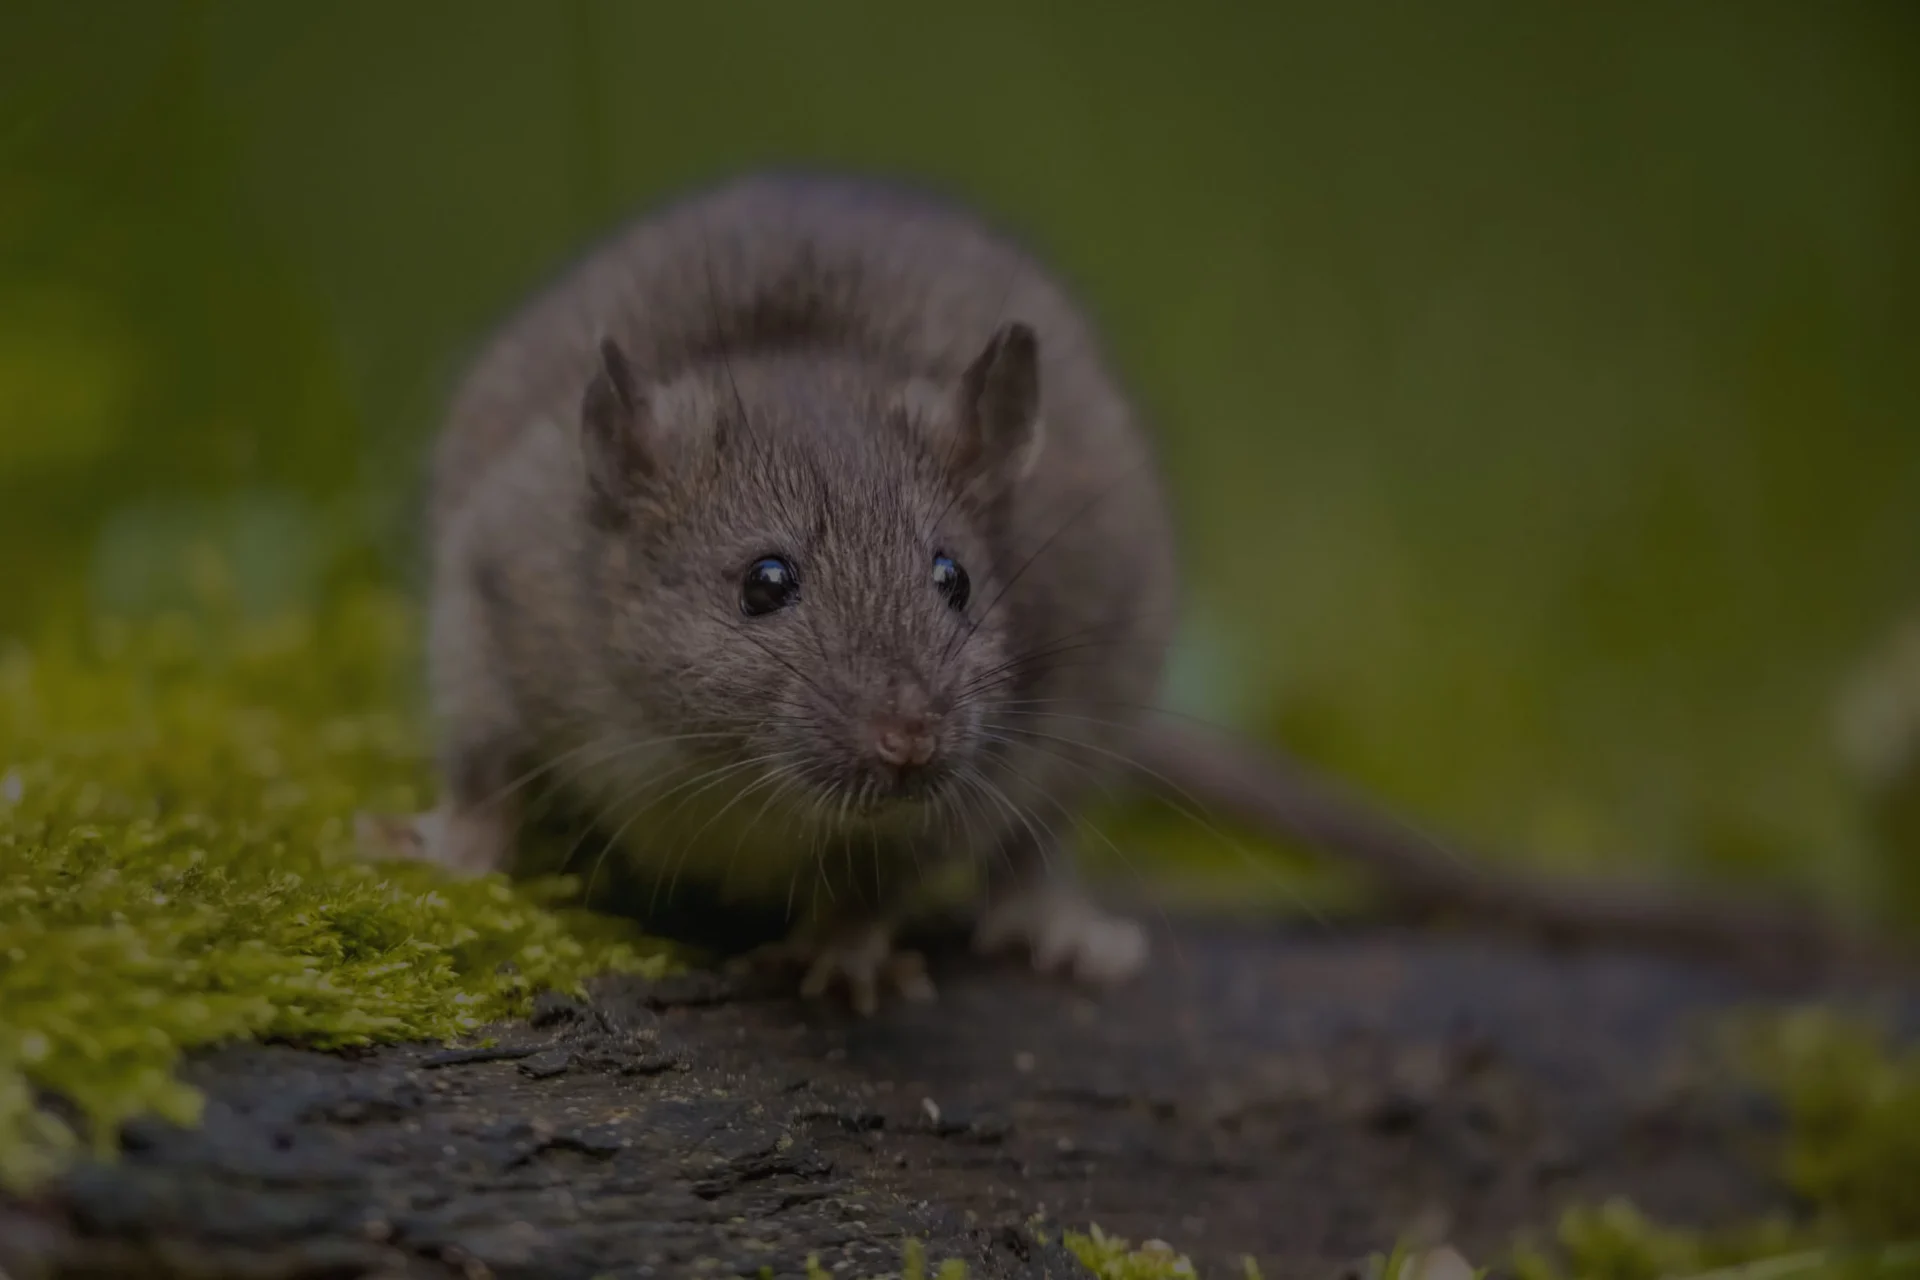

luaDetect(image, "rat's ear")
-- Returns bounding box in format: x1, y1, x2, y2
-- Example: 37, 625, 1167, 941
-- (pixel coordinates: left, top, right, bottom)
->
580, 338, 655, 527
953, 322, 1043, 490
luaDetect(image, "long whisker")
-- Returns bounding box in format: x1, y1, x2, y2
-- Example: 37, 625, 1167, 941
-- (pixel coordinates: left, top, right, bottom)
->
963, 602, 1187, 675
696, 213, 757, 450
967, 740, 1183, 951
952, 634, 1169, 706
730, 757, 819, 861
637, 752, 794, 909
957, 764, 1057, 876
907, 247, 1031, 543
570, 755, 704, 906
454, 728, 742, 824
659, 758, 799, 908
724, 621, 842, 708
573, 750, 783, 912
981, 720, 1335, 928
982, 699, 1474, 881
942, 457, 1154, 668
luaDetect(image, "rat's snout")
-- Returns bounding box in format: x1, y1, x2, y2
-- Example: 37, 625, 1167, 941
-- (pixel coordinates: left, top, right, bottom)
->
869, 713, 937, 769
862, 684, 942, 775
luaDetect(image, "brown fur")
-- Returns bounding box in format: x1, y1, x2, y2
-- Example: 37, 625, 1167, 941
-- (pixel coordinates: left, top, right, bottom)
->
420, 172, 1177, 1003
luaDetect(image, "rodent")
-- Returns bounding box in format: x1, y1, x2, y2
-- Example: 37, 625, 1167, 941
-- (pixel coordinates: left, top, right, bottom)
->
401, 171, 1179, 1013
368, 169, 1894, 1009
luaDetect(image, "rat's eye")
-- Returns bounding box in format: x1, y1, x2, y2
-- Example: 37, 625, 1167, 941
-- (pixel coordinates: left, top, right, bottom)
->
741, 557, 800, 616
931, 553, 970, 612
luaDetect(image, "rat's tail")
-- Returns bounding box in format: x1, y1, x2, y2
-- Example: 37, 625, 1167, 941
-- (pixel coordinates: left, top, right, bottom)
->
1126, 718, 1905, 982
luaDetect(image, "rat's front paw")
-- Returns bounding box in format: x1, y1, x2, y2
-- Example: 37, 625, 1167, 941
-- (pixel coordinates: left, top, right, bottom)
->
799, 927, 937, 1017
735, 921, 936, 1016
973, 884, 1148, 985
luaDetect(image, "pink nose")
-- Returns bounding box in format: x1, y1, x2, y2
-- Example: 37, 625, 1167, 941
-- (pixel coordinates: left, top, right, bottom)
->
870, 716, 936, 769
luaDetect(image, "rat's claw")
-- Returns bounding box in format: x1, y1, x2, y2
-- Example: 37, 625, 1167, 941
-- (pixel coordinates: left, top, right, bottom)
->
887, 949, 938, 1004
974, 884, 1148, 985
799, 945, 878, 1013
788, 922, 934, 1016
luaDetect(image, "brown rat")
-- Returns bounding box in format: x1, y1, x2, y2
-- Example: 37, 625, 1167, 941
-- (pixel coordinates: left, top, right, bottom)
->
375, 169, 1897, 1008
404, 171, 1178, 1012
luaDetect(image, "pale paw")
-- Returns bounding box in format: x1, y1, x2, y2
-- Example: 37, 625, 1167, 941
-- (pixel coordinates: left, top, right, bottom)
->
736, 924, 936, 1016
802, 940, 937, 1017
352, 806, 509, 879
973, 886, 1149, 985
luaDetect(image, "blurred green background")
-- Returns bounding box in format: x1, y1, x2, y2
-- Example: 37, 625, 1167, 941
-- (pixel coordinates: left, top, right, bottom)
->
2, 1, 1916, 923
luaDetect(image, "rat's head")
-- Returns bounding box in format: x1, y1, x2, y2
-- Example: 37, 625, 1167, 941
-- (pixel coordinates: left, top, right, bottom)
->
574, 323, 1045, 819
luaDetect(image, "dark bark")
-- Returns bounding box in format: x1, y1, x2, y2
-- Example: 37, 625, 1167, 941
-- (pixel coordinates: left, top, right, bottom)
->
2, 917, 1905, 1280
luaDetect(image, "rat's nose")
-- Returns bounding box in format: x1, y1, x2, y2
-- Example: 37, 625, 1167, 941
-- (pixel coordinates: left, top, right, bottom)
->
869, 714, 936, 769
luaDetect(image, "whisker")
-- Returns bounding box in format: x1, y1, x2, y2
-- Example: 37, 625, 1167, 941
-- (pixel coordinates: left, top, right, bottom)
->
981, 721, 1335, 929
952, 634, 1168, 705
957, 764, 1058, 875
982, 701, 1474, 879
573, 750, 783, 913
724, 621, 842, 708
458, 728, 742, 821
660, 758, 799, 908
968, 741, 1184, 951
941, 457, 1156, 668
571, 755, 706, 907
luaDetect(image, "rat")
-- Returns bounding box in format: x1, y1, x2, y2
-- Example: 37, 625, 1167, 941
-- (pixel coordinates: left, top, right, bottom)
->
396, 171, 1178, 1013
368, 170, 1894, 1009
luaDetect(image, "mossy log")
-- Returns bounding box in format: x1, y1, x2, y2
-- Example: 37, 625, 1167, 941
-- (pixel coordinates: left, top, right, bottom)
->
4, 916, 1892, 1280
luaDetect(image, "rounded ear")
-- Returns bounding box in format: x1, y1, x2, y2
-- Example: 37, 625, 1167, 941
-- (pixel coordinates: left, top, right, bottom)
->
953, 321, 1044, 488
581, 338, 654, 527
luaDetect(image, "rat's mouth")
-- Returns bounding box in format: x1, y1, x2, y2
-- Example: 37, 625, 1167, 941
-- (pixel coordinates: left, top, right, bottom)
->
864, 767, 953, 811
801, 759, 956, 821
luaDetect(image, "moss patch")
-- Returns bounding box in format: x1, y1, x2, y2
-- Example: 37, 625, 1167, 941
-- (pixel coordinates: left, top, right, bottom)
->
1045, 1010, 1920, 1280
1749, 1010, 1920, 1243
1417, 1011, 1920, 1280
1510, 1200, 1916, 1280
0, 582, 670, 1191
1063, 1226, 1202, 1279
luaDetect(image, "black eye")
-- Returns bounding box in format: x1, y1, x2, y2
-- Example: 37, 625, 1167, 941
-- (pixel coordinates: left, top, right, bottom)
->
741, 557, 800, 616
931, 553, 970, 612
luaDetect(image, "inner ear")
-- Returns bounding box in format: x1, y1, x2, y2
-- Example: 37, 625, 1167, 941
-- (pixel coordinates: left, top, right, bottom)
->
581, 337, 654, 527
955, 321, 1043, 482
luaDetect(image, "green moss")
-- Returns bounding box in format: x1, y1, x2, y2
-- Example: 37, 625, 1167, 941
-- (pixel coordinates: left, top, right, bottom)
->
0, 580, 671, 1191
900, 1237, 970, 1280
1510, 1201, 1807, 1280
1047, 1010, 1920, 1280
1503, 1010, 1920, 1280
1065, 1226, 1200, 1280
1510, 1204, 1919, 1280
1743, 1010, 1920, 1241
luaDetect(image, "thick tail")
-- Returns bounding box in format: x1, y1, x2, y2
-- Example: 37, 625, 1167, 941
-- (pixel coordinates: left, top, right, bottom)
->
1125, 718, 1906, 983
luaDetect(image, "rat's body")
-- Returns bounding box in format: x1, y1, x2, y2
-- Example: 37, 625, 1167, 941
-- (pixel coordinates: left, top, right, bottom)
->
414, 172, 1177, 1008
